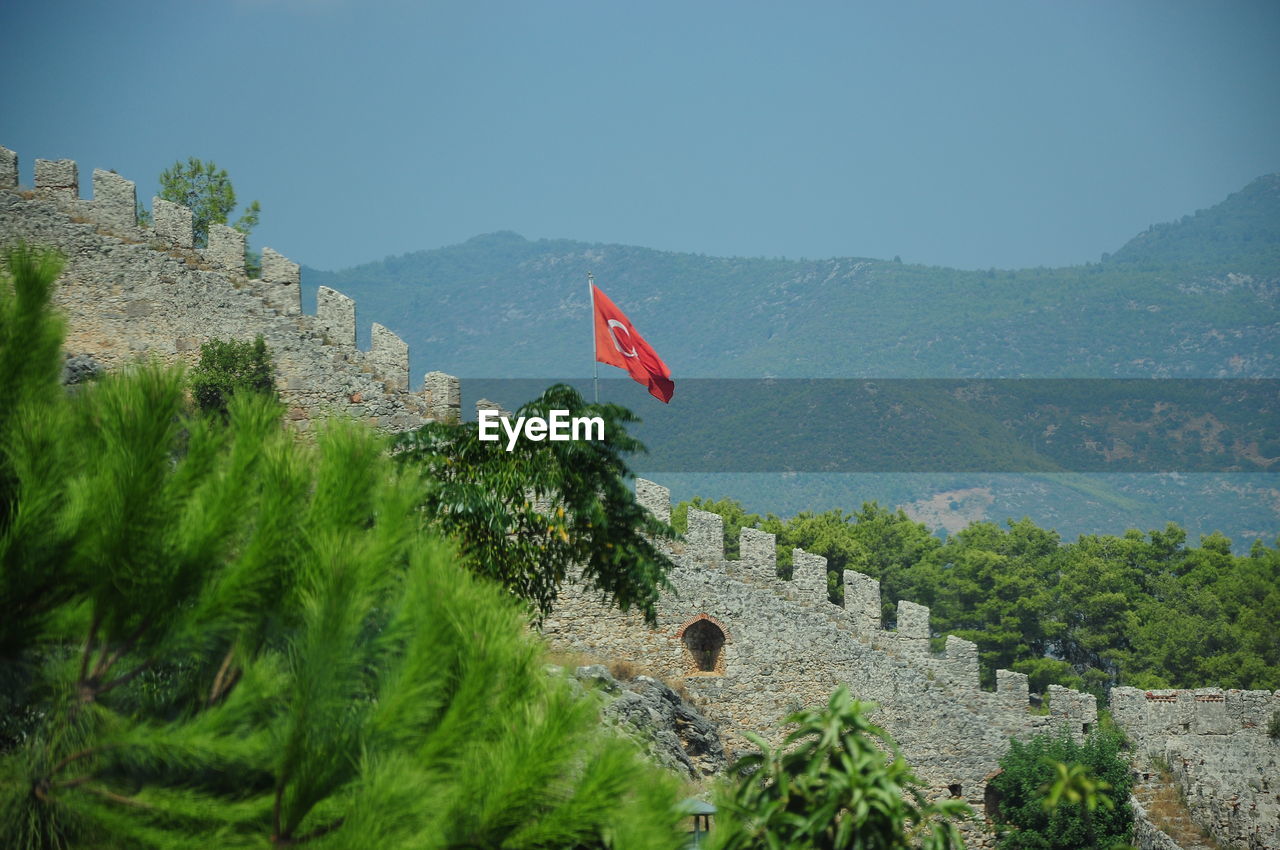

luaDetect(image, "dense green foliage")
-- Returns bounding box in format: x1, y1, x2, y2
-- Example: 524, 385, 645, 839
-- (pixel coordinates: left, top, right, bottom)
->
710, 687, 969, 850
988, 731, 1132, 850
393, 385, 677, 624
188, 335, 275, 417
0, 245, 685, 849
156, 157, 261, 248
674, 497, 1280, 696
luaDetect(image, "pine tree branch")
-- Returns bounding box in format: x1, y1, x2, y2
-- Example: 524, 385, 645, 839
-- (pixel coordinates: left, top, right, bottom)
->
48, 745, 107, 779
77, 783, 152, 808
272, 819, 345, 844
78, 611, 102, 683
93, 658, 154, 698
91, 620, 149, 680
272, 783, 284, 843
209, 646, 239, 706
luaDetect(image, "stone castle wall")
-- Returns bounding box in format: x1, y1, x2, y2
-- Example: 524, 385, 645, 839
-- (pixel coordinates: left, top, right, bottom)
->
546, 484, 1102, 805
0, 145, 461, 430
546, 481, 1280, 848
1112, 687, 1280, 850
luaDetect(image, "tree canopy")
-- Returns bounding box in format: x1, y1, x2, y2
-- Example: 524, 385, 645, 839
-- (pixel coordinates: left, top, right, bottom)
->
393, 384, 677, 624
156, 157, 261, 248
987, 730, 1132, 850
0, 244, 685, 849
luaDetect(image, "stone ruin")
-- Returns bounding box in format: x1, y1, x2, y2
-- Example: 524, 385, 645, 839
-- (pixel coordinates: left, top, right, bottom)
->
545, 483, 1280, 849
0, 145, 460, 430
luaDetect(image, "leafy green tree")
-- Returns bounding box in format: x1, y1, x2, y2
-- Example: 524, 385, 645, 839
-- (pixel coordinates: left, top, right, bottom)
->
188, 335, 276, 417
156, 157, 261, 248
0, 248, 686, 849
988, 730, 1132, 850
711, 687, 969, 850
393, 384, 677, 624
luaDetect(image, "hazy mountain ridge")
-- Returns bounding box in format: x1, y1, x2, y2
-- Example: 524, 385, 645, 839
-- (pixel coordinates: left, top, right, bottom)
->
305, 174, 1280, 382
302, 176, 1280, 548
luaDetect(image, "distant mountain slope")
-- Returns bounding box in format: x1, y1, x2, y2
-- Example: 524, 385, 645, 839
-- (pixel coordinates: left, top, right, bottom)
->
304, 174, 1279, 381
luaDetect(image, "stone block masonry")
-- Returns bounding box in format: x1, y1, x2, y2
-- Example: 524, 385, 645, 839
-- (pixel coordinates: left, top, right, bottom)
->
422, 371, 461, 422
35, 158, 78, 202
547, 480, 1280, 848
204, 224, 245, 273
260, 247, 301, 314
637, 479, 672, 524
543, 479, 1105, 813
317, 286, 356, 347
91, 170, 136, 232
0, 145, 458, 435
153, 197, 194, 249
0, 147, 16, 189
370, 323, 409, 391
1112, 687, 1280, 849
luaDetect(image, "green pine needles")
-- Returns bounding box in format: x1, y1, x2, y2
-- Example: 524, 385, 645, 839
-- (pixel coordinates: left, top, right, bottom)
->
0, 243, 685, 849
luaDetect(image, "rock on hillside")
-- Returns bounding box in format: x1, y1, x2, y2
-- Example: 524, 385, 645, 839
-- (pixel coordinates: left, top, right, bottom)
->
572, 665, 726, 780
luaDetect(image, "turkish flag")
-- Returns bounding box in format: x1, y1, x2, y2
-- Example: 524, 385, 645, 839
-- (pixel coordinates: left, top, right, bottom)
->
592, 284, 675, 403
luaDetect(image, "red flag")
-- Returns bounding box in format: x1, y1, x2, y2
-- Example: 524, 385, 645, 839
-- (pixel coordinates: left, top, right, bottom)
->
592, 284, 675, 403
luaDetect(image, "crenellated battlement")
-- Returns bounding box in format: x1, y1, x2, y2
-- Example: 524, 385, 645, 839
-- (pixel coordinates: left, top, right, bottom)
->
0, 145, 462, 429
651, 483, 1086, 704
545, 476, 1224, 808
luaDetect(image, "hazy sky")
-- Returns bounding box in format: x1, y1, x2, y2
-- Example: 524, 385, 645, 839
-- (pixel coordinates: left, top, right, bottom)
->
2, 1, 1278, 272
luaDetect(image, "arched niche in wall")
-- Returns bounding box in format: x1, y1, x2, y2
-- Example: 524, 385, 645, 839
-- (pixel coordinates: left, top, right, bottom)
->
676, 614, 729, 675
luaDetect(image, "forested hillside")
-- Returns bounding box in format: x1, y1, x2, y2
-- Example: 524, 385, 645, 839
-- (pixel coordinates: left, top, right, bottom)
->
304, 174, 1280, 549
305, 173, 1279, 381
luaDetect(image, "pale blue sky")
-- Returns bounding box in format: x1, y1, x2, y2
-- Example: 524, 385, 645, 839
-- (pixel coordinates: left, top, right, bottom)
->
2, 0, 1278, 271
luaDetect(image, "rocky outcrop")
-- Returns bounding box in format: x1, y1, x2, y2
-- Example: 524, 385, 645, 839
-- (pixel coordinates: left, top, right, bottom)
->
572, 665, 726, 780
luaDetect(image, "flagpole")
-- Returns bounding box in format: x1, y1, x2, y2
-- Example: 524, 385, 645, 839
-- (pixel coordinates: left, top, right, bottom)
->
587, 271, 599, 404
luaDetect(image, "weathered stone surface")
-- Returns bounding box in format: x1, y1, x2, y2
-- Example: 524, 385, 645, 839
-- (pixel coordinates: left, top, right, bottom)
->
579, 666, 726, 780
316, 286, 356, 347
35, 158, 77, 201
204, 223, 245, 273
61, 352, 103, 386
1113, 687, 1280, 849
91, 169, 135, 231
896, 599, 932, 652
152, 197, 193, 248
945, 635, 979, 688
542, 479, 1187, 828
636, 478, 671, 524
260, 247, 301, 314
423, 370, 460, 421
791, 548, 827, 601
1, 146, 19, 189
685, 508, 724, 564
740, 527, 776, 583
843, 569, 881, 631
1, 170, 444, 435
370, 323, 409, 390
995, 669, 1029, 712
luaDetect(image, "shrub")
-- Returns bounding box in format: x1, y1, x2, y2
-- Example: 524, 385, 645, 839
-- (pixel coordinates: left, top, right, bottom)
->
189, 334, 275, 416
711, 687, 969, 849
989, 729, 1132, 850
